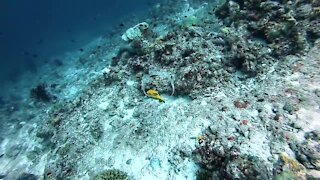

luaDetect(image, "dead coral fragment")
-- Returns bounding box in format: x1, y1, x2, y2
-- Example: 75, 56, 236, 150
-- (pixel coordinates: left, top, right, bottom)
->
233, 100, 249, 109
121, 22, 149, 42
51, 116, 61, 127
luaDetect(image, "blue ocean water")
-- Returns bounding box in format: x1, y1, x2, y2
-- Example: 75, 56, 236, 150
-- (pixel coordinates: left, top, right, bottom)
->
0, 0, 161, 83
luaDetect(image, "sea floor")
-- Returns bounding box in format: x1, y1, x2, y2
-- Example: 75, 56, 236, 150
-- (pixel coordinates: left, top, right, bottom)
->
0, 1, 320, 180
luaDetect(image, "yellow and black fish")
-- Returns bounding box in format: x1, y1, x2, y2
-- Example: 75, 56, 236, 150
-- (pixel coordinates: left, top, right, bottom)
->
146, 89, 165, 103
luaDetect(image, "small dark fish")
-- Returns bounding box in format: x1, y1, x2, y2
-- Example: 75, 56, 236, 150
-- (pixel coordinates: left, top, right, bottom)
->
119, 23, 124, 27
79, 48, 84, 52
32, 54, 38, 58
71, 39, 75, 43
53, 59, 63, 66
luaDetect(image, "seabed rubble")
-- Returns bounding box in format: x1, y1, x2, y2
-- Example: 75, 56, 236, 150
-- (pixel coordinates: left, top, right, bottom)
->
0, 0, 320, 179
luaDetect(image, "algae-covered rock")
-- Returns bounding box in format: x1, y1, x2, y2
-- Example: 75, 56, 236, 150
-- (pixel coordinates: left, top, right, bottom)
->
275, 171, 296, 180
215, 0, 320, 56
295, 139, 320, 170
93, 169, 128, 180
225, 156, 271, 180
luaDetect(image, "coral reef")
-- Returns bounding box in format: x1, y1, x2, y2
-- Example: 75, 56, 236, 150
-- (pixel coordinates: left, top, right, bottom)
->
291, 131, 320, 170
217, 0, 320, 50
32, 1, 319, 178
192, 126, 272, 179
1, 0, 319, 179
93, 169, 128, 180
115, 26, 231, 99
215, 0, 320, 74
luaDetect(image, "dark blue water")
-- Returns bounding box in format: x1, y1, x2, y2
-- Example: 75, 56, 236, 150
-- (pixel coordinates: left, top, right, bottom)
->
0, 0, 161, 83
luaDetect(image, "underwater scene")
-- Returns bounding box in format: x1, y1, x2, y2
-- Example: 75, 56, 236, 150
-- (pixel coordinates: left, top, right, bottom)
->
0, 0, 320, 179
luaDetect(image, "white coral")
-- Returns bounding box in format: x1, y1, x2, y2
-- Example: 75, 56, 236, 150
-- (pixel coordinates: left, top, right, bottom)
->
121, 22, 149, 41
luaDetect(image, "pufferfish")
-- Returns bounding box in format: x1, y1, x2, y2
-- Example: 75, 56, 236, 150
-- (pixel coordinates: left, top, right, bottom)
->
146, 89, 165, 103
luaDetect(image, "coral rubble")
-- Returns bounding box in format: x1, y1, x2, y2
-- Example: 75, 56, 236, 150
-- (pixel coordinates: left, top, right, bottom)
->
0, 0, 319, 179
